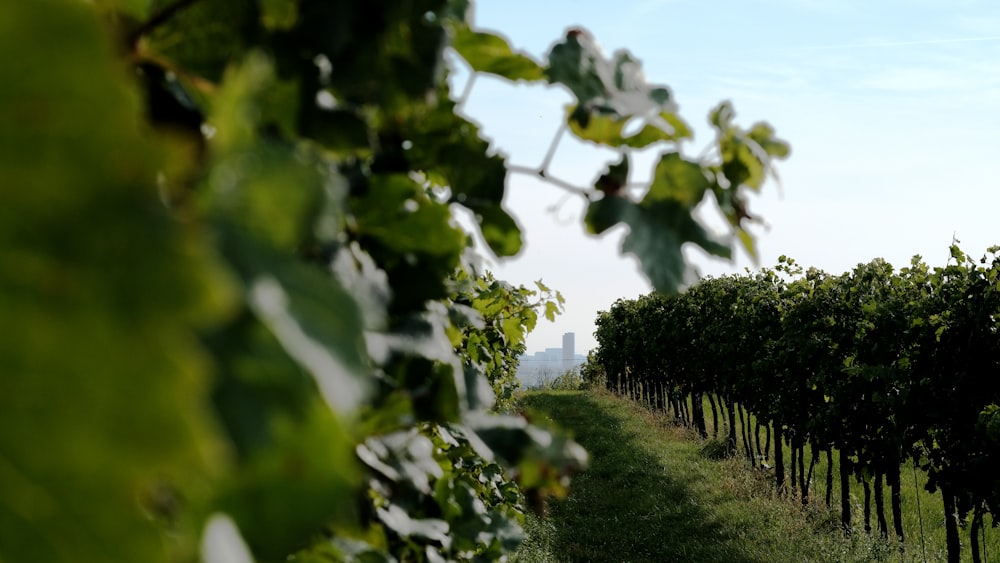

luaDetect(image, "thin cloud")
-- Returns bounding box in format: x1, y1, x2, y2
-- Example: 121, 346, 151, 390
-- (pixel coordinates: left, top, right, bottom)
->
801, 35, 1000, 51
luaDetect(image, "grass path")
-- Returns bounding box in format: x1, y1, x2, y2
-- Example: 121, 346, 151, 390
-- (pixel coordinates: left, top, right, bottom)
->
514, 390, 903, 563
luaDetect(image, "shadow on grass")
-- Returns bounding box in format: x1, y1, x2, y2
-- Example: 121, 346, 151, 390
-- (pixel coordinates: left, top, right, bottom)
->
520, 391, 761, 563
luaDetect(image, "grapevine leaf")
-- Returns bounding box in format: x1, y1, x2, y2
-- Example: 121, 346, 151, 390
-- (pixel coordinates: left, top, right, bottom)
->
584, 195, 630, 235
353, 174, 467, 258
1, 3, 229, 562
645, 152, 711, 208
289, 1, 452, 114
214, 230, 371, 414
259, 0, 298, 30
402, 102, 522, 257
547, 31, 679, 146
567, 108, 692, 148
710, 102, 790, 193
737, 228, 758, 260
376, 504, 451, 546
206, 142, 325, 250
357, 430, 443, 495
471, 205, 523, 258
452, 27, 544, 81
545, 29, 608, 105
466, 414, 588, 496
595, 153, 629, 196
749, 122, 791, 158
300, 107, 371, 153
543, 301, 559, 322
216, 400, 360, 561
145, 0, 257, 82
585, 197, 731, 293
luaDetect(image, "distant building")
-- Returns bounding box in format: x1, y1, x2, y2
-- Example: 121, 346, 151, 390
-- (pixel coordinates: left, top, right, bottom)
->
517, 332, 586, 386
562, 332, 574, 370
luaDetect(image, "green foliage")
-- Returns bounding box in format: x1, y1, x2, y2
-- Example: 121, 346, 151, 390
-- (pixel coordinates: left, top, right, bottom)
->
566, 59, 788, 290
2, 1, 785, 561
594, 246, 1000, 561
579, 352, 607, 390
534, 370, 585, 392
451, 28, 545, 82
1, 4, 228, 562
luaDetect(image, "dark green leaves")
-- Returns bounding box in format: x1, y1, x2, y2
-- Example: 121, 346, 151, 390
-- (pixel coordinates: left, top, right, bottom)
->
352, 174, 466, 259
586, 152, 728, 293
452, 27, 544, 81
595, 154, 629, 196
400, 100, 523, 258
586, 196, 730, 293
546, 30, 609, 105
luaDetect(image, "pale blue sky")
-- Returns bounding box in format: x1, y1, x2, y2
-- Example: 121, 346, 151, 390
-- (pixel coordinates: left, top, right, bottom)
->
453, 1, 1000, 354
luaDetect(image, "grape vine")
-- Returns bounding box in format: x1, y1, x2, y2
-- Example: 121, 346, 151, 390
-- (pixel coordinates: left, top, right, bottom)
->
595, 248, 1000, 562
1, 1, 787, 561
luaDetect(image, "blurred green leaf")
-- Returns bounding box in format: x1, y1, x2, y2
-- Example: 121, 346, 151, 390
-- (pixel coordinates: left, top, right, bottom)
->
206, 142, 325, 250
259, 0, 298, 30
0, 3, 229, 562
300, 107, 371, 153
97, 0, 154, 19
545, 301, 560, 322
353, 174, 467, 258
645, 152, 710, 208
473, 205, 523, 257
400, 101, 522, 257
452, 27, 544, 81
546, 30, 607, 102
217, 401, 360, 561
145, 0, 257, 82
357, 430, 443, 495
376, 504, 450, 546
567, 107, 691, 148
548, 31, 679, 147
586, 197, 730, 293
584, 194, 630, 235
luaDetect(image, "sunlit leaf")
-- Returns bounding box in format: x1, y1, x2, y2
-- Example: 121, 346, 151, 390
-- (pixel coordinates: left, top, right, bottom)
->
645, 152, 710, 208
452, 27, 544, 81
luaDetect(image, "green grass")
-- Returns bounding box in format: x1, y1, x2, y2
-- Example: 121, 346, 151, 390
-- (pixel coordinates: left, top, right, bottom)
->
512, 390, 998, 563
695, 395, 1000, 563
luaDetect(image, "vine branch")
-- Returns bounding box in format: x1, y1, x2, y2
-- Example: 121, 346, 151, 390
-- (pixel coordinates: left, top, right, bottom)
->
538, 121, 567, 174
507, 164, 590, 197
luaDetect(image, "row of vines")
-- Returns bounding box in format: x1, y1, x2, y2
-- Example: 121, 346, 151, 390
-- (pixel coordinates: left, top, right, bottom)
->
594, 250, 1000, 562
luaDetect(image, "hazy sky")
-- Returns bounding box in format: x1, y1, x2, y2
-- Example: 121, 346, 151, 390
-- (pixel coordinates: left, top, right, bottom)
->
451, 0, 1000, 355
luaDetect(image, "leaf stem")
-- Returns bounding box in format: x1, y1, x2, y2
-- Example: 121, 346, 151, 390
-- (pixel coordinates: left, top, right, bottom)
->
507, 164, 590, 197
456, 73, 477, 111
538, 121, 567, 174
